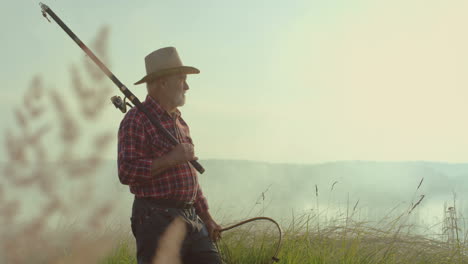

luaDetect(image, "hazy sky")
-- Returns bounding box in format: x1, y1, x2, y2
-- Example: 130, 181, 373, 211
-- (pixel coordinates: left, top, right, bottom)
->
2, 0, 468, 164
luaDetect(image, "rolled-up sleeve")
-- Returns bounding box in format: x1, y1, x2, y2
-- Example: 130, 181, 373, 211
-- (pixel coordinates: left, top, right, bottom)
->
194, 184, 209, 215
117, 113, 153, 185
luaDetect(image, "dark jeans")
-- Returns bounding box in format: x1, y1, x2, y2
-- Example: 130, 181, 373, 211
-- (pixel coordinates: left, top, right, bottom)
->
131, 197, 222, 264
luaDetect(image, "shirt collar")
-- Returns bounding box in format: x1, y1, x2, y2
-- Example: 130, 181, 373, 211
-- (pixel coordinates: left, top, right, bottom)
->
145, 94, 181, 120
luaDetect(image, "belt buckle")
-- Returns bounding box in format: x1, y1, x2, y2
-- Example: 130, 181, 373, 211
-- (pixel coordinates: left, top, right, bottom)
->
183, 201, 194, 209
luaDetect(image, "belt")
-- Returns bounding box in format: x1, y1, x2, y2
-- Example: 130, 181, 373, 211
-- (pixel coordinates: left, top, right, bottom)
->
135, 196, 194, 209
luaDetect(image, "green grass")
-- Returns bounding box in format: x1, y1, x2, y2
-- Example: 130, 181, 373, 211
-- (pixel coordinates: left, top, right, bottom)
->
99, 211, 468, 264
68, 181, 468, 264
100, 238, 136, 264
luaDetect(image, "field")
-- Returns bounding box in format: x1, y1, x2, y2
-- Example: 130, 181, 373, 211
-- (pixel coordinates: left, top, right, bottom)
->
97, 209, 468, 264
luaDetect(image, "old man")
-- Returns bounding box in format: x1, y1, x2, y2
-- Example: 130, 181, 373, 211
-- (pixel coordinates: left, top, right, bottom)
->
118, 47, 222, 264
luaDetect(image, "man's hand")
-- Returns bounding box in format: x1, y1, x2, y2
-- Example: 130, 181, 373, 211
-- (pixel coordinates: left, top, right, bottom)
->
169, 143, 198, 165
199, 210, 222, 242
205, 218, 222, 242
151, 143, 197, 176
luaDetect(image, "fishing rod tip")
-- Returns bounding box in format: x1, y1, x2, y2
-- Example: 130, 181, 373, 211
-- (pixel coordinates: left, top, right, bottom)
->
39, 2, 51, 22
39, 2, 49, 11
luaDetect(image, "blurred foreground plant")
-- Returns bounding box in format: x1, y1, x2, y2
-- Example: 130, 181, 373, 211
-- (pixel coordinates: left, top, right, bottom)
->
1, 26, 115, 264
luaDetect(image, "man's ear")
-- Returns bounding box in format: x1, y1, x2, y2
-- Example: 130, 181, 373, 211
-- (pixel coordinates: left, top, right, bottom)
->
157, 77, 168, 89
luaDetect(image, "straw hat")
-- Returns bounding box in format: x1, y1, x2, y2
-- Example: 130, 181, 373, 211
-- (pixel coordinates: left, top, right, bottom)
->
134, 47, 200, 85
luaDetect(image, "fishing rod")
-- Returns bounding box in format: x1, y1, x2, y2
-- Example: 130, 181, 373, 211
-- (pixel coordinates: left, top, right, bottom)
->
39, 2, 205, 174
39, 3, 283, 262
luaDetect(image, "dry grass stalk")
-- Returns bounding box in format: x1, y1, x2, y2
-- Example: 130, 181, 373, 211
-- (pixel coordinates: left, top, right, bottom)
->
152, 217, 187, 264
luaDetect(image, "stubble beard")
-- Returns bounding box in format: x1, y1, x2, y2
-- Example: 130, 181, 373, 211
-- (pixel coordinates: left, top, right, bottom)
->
175, 93, 186, 107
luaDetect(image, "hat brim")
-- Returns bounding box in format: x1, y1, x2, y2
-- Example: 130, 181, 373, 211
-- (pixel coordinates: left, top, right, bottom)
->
134, 66, 200, 85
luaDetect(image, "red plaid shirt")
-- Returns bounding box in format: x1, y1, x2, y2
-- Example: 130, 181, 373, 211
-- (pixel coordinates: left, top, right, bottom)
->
117, 95, 208, 215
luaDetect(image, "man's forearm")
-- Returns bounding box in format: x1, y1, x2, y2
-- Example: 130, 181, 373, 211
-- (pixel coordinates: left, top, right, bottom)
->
150, 153, 177, 176
199, 210, 214, 223
151, 143, 195, 176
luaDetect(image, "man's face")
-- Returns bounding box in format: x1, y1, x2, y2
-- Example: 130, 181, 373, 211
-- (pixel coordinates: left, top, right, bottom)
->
160, 74, 189, 108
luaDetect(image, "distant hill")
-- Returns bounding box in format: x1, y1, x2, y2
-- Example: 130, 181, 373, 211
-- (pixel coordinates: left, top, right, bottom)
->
2, 159, 468, 230
197, 160, 468, 222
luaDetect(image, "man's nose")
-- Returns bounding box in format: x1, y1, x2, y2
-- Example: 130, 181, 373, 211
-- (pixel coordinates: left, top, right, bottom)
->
184, 81, 189, 90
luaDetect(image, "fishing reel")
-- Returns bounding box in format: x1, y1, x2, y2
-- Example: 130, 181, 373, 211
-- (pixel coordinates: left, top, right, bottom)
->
110, 95, 133, 113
